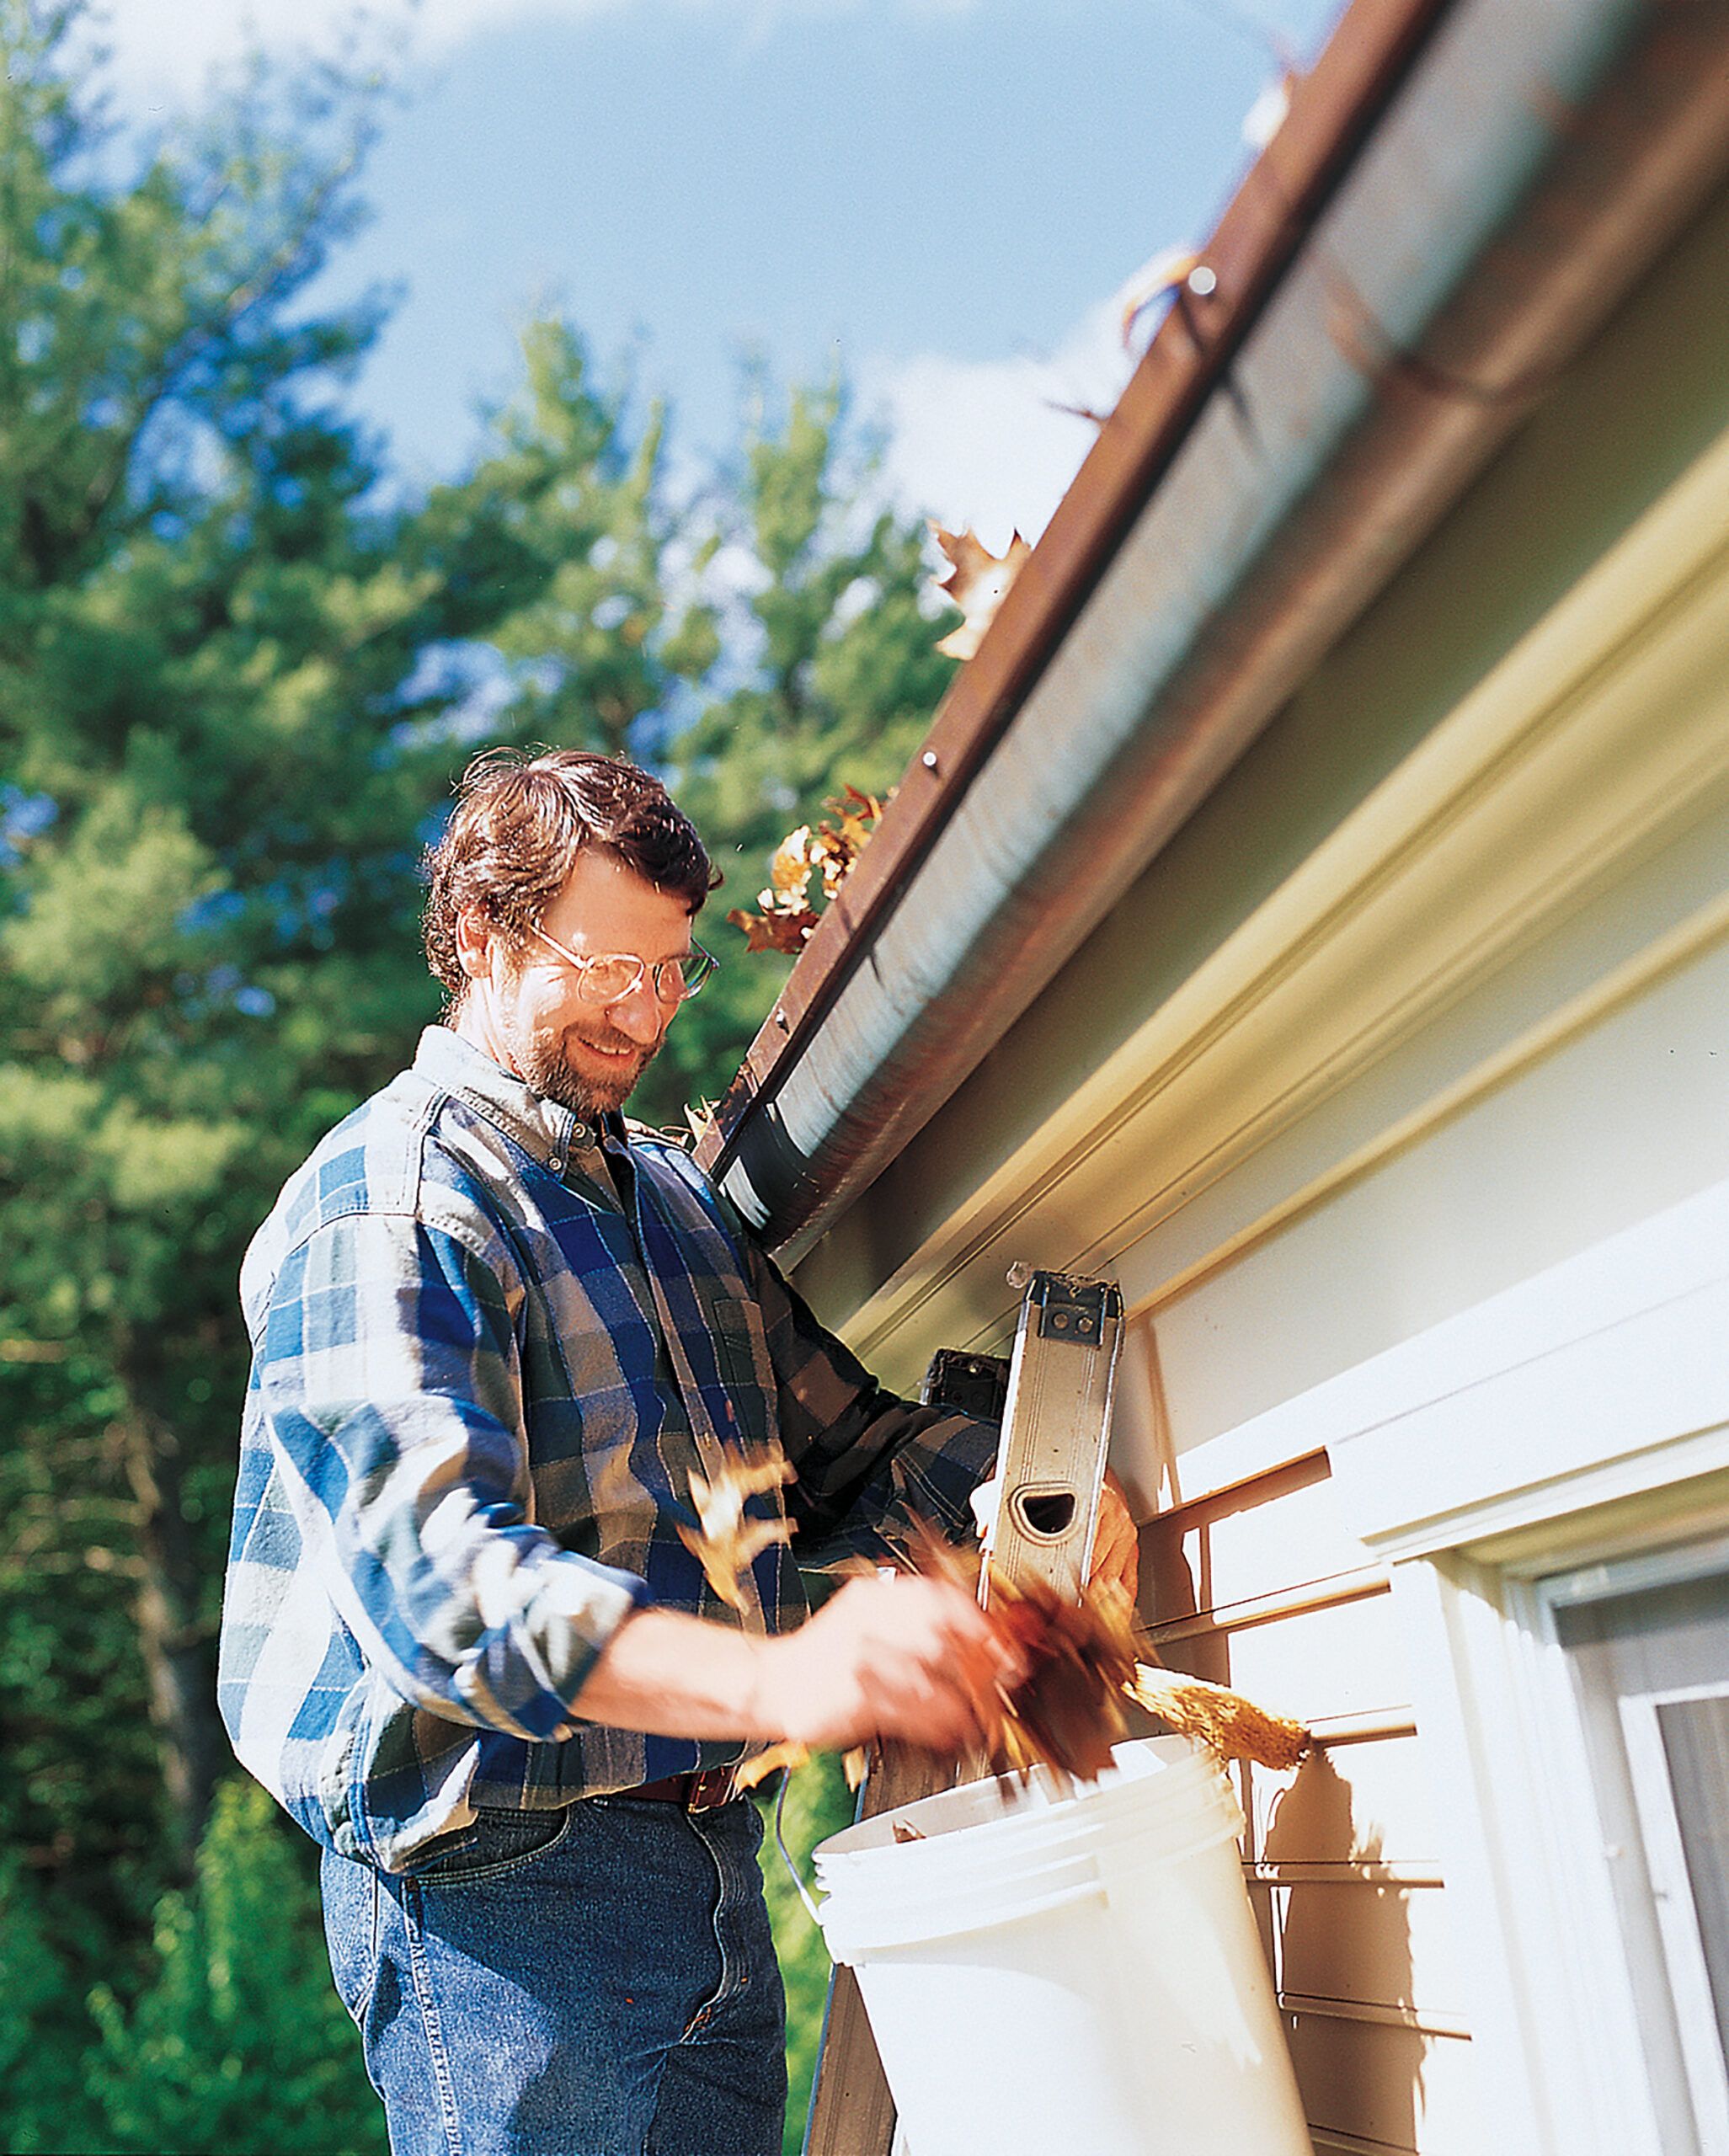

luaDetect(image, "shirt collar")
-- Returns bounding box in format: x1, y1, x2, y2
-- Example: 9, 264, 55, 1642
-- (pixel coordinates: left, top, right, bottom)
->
413, 1026, 620, 1172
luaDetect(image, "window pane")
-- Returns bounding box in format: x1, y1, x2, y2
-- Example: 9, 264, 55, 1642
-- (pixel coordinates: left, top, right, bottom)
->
1657, 1695, 1729, 2063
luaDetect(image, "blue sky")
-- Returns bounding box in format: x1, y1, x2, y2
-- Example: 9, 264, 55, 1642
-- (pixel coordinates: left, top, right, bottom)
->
105, 0, 1343, 539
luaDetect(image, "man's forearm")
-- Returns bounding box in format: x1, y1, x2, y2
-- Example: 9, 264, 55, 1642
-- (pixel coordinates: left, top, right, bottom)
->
573, 1609, 774, 1740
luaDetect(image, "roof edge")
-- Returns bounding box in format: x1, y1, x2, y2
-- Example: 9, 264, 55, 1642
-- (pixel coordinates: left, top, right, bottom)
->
698, 0, 1454, 1162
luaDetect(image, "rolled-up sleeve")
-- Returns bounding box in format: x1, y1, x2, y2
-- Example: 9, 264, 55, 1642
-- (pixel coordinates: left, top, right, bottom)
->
257, 1212, 648, 1739
740, 1233, 999, 1567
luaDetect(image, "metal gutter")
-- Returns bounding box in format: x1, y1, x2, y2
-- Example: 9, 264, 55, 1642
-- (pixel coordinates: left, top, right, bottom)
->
702, 0, 1729, 1261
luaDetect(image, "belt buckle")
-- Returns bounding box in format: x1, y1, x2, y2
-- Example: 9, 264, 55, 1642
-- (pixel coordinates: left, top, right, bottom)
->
684, 1765, 738, 1812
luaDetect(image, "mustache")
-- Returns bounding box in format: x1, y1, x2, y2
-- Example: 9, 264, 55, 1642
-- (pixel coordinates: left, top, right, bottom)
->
567, 1029, 648, 1059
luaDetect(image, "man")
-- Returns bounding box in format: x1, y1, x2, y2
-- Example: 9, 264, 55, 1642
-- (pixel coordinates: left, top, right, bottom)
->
219, 748, 1135, 2156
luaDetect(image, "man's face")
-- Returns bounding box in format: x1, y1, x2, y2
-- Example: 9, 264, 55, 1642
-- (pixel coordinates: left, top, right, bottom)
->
466, 848, 695, 1118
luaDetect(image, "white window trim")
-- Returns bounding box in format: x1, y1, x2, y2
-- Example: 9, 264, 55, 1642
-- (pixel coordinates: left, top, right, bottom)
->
1386, 1550, 1669, 2153
1304, 1179, 1729, 2154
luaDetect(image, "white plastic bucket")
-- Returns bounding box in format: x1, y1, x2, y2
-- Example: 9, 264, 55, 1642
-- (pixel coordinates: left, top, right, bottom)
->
813, 1737, 1310, 2156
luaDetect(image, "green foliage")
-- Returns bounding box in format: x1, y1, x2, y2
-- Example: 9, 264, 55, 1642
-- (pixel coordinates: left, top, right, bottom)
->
0, 1348, 166, 1937
0, 1853, 104, 2154
85, 1780, 387, 2156
0, 0, 436, 1903
756, 1755, 859, 2156
472, 321, 701, 755
0, 0, 721, 1907
0, 1782, 384, 2156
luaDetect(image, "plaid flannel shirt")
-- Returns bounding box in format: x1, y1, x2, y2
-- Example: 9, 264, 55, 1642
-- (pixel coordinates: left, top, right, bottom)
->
218, 1026, 996, 1872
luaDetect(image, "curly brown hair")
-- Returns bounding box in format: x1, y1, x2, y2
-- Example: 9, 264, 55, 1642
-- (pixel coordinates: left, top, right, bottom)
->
422, 749, 717, 1006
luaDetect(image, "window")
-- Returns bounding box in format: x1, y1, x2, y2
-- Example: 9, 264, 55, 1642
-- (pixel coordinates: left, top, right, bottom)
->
1545, 1541, 1729, 2156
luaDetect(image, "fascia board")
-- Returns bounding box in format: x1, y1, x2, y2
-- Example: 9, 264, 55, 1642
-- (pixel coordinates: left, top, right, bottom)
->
811, 414, 1729, 1388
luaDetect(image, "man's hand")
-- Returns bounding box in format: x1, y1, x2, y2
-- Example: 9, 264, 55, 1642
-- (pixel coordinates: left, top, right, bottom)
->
752, 1573, 1017, 1755
1089, 1470, 1139, 1608
969, 1468, 1141, 1608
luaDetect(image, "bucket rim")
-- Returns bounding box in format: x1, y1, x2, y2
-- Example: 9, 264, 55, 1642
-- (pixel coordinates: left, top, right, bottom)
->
815, 1737, 1236, 1872
815, 1791, 1246, 1957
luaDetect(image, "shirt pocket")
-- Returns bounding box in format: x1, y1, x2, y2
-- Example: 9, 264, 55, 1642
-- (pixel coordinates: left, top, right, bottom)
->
705, 1295, 776, 1448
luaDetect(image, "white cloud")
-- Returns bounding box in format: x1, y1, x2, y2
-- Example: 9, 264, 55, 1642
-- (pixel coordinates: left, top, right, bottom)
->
863, 295, 1142, 551
83, 0, 614, 98
86, 0, 979, 99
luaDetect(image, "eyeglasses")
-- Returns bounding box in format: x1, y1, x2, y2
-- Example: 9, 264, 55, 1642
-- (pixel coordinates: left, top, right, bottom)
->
528, 923, 717, 1007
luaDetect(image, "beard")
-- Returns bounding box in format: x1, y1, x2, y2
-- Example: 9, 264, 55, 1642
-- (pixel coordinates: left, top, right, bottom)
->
516, 1016, 658, 1118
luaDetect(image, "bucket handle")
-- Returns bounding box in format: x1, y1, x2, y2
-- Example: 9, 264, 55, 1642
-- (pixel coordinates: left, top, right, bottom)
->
773, 1766, 824, 1925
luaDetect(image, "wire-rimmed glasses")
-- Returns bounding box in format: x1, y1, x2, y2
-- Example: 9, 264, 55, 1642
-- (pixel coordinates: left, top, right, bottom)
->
529, 923, 717, 1007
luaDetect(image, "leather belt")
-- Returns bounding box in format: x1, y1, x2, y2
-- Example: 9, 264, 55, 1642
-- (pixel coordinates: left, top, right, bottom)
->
615, 1766, 741, 1812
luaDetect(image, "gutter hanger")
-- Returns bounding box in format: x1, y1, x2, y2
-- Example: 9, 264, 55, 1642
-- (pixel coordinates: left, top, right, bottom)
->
702, 0, 1729, 1262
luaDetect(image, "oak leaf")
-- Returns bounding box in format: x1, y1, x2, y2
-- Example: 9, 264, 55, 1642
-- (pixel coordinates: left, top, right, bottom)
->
725, 902, 814, 954
931, 525, 1032, 662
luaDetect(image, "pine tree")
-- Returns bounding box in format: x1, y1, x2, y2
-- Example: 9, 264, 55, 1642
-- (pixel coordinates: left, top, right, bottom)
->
643, 377, 958, 1124
0, 6, 682, 1891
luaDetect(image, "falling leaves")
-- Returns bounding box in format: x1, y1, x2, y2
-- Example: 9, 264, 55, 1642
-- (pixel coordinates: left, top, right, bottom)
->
982, 1569, 1139, 1788
931, 525, 1032, 662
983, 1573, 1308, 1784
734, 1738, 813, 1794
726, 786, 885, 956
718, 1498, 1306, 1816
734, 1738, 868, 1796
677, 1443, 794, 1612
835, 1528, 1308, 1794
1129, 1662, 1309, 1773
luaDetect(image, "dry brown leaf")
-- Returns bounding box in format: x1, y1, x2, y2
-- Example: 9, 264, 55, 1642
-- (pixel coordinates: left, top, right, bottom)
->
891, 1820, 927, 1844
1129, 1662, 1309, 1772
734, 1740, 811, 1794
983, 1568, 1139, 1789
724, 901, 815, 954
886, 1528, 1305, 1789
677, 1444, 794, 1612
931, 524, 1032, 661
734, 1522, 1305, 1808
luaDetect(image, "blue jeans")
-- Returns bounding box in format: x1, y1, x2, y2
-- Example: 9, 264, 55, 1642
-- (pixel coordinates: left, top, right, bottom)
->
321, 1796, 787, 2156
